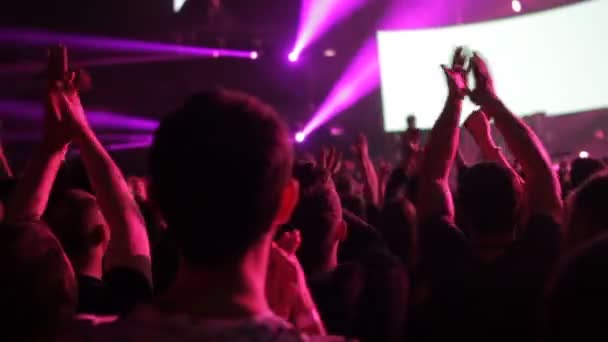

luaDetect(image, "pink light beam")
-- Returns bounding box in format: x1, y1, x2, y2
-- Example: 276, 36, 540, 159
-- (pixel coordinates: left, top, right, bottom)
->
290, 0, 367, 59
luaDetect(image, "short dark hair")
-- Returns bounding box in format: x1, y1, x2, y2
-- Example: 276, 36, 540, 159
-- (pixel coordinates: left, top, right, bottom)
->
566, 170, 608, 248
46, 189, 108, 261
290, 162, 342, 275
545, 234, 608, 340
570, 157, 604, 190
149, 89, 293, 267
0, 222, 77, 341
459, 162, 522, 237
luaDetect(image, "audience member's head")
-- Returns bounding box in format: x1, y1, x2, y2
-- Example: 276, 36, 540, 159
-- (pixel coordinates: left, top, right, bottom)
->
458, 162, 523, 240
0, 222, 77, 341
565, 170, 608, 250
46, 189, 109, 272
569, 157, 604, 190
128, 176, 149, 201
545, 234, 608, 340
291, 162, 347, 276
149, 89, 297, 268
406, 115, 417, 130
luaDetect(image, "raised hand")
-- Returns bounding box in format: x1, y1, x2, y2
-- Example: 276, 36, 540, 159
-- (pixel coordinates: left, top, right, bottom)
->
464, 109, 491, 140
441, 47, 468, 100
352, 133, 369, 158
319, 146, 342, 175
468, 52, 498, 106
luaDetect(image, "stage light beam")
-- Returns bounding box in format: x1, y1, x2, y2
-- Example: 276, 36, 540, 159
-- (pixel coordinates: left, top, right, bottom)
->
173, 0, 189, 13
290, 0, 367, 61
512, 0, 522, 13
295, 132, 306, 143
288, 52, 299, 63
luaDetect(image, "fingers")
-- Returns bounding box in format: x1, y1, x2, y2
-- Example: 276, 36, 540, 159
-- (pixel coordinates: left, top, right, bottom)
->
452, 46, 466, 69
331, 151, 343, 175
319, 147, 329, 170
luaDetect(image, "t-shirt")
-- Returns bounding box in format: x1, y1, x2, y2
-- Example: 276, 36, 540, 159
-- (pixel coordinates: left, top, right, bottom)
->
413, 214, 561, 341
66, 305, 347, 342
77, 268, 152, 315
309, 249, 409, 342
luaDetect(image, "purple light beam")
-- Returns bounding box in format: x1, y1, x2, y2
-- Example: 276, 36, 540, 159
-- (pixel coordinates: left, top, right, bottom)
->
290, 0, 367, 59
0, 99, 158, 132
300, 39, 379, 137
299, 0, 450, 138
0, 29, 253, 59
106, 136, 153, 151
0, 54, 203, 76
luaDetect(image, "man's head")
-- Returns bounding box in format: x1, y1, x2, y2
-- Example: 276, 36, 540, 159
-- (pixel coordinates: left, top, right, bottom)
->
0, 222, 77, 341
290, 162, 347, 276
47, 189, 109, 269
406, 115, 417, 130
565, 170, 608, 250
149, 89, 297, 267
570, 157, 604, 190
458, 162, 523, 239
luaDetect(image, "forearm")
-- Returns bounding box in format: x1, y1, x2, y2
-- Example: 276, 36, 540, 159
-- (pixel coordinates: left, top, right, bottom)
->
421, 96, 463, 181
472, 132, 523, 184
6, 145, 66, 222
76, 128, 150, 267
483, 98, 561, 215
359, 154, 379, 207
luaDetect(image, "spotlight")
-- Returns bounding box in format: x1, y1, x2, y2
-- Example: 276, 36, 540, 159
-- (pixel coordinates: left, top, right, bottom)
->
173, 0, 189, 13
324, 49, 337, 57
295, 132, 306, 143
512, 0, 522, 13
250, 51, 258, 60
212, 50, 220, 58
579, 151, 589, 159
288, 52, 299, 63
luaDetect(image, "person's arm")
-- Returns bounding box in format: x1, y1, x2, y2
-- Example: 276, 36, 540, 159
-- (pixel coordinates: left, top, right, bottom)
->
353, 134, 379, 207
0, 139, 13, 179
464, 109, 524, 185
469, 53, 562, 220
6, 93, 70, 223
417, 48, 468, 223
56, 91, 151, 281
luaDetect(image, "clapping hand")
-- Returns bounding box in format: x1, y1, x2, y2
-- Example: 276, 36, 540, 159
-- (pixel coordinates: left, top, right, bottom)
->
319, 146, 342, 175
464, 109, 491, 140
468, 52, 498, 106
441, 47, 469, 100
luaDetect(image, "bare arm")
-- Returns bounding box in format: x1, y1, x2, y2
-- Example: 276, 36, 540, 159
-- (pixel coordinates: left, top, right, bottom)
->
58, 92, 151, 280
470, 53, 562, 220
417, 48, 468, 223
354, 134, 379, 207
6, 94, 70, 223
464, 109, 524, 185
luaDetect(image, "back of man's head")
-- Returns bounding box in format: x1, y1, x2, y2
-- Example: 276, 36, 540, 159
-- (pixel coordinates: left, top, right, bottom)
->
47, 189, 109, 266
570, 157, 604, 190
291, 162, 343, 275
566, 170, 608, 249
150, 89, 293, 267
546, 234, 608, 340
0, 222, 77, 341
459, 162, 522, 238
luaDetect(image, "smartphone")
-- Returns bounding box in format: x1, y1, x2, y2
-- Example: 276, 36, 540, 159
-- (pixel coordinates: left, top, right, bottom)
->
47, 45, 68, 83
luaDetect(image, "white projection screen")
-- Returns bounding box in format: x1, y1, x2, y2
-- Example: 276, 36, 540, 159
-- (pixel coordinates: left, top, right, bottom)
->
377, 1, 608, 131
